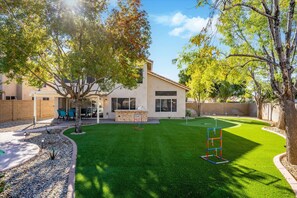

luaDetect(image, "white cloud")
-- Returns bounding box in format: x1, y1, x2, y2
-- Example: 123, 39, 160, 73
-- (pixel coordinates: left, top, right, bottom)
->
171, 12, 187, 26
152, 12, 218, 39
153, 15, 171, 25
152, 12, 187, 26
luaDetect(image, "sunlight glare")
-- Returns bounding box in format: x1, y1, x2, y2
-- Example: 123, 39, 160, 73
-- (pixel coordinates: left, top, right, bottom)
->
63, 0, 78, 9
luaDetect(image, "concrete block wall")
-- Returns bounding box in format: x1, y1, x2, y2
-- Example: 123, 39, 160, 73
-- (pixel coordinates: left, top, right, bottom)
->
0, 100, 55, 123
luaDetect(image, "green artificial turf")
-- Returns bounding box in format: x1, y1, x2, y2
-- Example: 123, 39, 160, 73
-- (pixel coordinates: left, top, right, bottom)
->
65, 117, 295, 198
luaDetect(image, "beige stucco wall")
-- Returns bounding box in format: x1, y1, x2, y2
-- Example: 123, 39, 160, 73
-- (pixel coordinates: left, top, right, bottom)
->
102, 64, 187, 119
1, 76, 18, 99
103, 65, 148, 119
0, 75, 55, 100
147, 74, 186, 118
20, 83, 55, 100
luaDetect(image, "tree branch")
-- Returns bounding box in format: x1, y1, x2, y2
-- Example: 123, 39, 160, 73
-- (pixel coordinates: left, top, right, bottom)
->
223, 2, 276, 19
227, 54, 276, 65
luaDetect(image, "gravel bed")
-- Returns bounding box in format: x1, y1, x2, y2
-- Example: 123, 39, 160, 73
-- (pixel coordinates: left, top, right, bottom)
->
0, 129, 72, 198
0, 120, 52, 133
263, 126, 286, 136
281, 155, 297, 181
263, 126, 297, 182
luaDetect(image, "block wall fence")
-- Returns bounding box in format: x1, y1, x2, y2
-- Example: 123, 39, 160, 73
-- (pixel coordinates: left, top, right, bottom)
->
186, 102, 257, 117
0, 100, 55, 123
0, 101, 284, 123
186, 102, 284, 124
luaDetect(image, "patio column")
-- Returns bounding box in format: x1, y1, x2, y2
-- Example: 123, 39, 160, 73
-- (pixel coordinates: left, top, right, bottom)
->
33, 94, 37, 124
97, 96, 100, 124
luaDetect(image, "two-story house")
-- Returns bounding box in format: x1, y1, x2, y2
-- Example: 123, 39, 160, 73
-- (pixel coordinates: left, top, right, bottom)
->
3, 60, 189, 122
100, 60, 189, 120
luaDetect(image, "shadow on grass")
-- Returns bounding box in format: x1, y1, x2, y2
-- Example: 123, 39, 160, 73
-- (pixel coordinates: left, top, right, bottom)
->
67, 119, 293, 198
219, 117, 270, 126
180, 117, 237, 129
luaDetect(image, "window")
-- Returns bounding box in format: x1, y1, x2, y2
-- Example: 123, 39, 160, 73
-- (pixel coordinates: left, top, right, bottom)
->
112, 98, 136, 112
5, 96, 16, 100
137, 69, 143, 83
155, 91, 177, 96
43, 97, 49, 101
155, 99, 177, 112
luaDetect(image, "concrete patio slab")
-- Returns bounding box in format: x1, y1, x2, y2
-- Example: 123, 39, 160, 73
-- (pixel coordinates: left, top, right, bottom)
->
0, 140, 39, 171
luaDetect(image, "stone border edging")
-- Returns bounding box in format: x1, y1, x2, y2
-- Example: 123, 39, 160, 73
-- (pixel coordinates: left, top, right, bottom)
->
262, 127, 297, 197
273, 153, 297, 197
61, 128, 77, 198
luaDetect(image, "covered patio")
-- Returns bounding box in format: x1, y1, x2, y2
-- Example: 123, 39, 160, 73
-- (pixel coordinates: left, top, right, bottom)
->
31, 91, 103, 125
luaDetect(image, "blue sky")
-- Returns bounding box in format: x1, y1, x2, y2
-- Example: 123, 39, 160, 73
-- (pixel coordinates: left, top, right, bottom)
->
141, 0, 212, 82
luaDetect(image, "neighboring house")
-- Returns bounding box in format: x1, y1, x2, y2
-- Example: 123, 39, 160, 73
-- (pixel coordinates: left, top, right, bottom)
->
0, 74, 52, 101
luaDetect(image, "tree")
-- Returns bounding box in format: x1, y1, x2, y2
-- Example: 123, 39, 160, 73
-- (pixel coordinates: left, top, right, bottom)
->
176, 33, 247, 115
198, 0, 297, 165
246, 66, 274, 119
210, 80, 246, 102
178, 69, 190, 86
176, 34, 221, 116
0, 0, 151, 133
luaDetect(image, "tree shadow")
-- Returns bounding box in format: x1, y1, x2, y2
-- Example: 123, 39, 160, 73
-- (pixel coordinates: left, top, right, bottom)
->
181, 117, 237, 129
220, 117, 270, 126
69, 119, 294, 198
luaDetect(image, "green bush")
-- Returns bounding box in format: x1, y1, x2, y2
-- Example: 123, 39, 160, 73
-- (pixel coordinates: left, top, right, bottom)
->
186, 109, 191, 117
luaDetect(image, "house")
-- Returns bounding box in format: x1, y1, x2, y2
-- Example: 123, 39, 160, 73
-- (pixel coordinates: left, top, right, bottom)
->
0, 75, 53, 101
100, 60, 190, 120
1, 60, 189, 122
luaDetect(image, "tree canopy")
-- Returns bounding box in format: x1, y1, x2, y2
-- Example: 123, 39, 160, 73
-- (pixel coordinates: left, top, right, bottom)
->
196, 0, 297, 165
0, 0, 151, 132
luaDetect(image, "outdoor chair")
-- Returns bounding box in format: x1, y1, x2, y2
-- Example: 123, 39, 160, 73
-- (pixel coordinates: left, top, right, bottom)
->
57, 109, 67, 120
68, 109, 76, 120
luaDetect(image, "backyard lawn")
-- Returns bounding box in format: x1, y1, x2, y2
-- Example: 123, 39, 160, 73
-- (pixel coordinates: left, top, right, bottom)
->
65, 117, 295, 198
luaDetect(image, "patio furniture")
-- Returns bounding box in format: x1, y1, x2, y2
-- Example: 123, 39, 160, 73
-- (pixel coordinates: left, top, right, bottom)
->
68, 108, 76, 120
57, 109, 67, 120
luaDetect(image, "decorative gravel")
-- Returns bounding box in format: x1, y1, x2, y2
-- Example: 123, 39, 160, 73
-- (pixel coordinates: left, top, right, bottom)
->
0, 129, 72, 198
281, 155, 297, 181
263, 126, 297, 182
0, 120, 52, 133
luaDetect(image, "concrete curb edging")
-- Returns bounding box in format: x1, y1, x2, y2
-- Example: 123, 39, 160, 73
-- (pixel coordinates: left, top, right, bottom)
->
262, 127, 297, 197
273, 153, 297, 197
61, 127, 77, 198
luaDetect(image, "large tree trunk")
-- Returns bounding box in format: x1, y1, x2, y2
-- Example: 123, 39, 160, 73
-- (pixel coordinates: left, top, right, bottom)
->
195, 95, 201, 117
256, 99, 263, 119
197, 102, 201, 117
75, 99, 82, 133
277, 108, 285, 130
284, 100, 297, 165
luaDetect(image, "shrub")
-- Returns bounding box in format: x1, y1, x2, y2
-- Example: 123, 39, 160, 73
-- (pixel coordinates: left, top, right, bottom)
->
49, 148, 59, 160
186, 109, 191, 117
